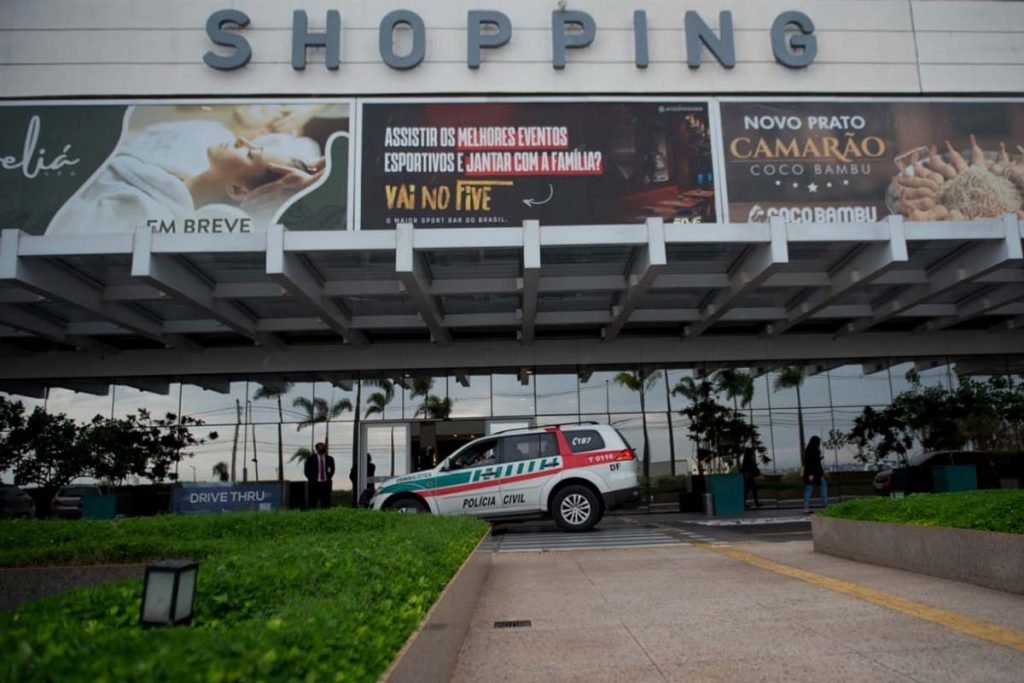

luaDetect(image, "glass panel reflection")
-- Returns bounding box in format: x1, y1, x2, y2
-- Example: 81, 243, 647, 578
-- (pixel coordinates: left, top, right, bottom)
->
492, 372, 534, 417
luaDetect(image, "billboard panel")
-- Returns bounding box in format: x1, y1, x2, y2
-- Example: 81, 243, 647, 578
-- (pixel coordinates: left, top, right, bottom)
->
0, 101, 352, 236
720, 100, 1024, 223
358, 100, 717, 229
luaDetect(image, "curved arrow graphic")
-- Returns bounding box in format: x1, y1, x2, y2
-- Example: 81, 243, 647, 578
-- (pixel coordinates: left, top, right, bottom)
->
522, 184, 554, 207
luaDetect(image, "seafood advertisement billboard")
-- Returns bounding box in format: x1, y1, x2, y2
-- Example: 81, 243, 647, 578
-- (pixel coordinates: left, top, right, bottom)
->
719, 100, 1024, 223
357, 100, 716, 229
0, 101, 352, 236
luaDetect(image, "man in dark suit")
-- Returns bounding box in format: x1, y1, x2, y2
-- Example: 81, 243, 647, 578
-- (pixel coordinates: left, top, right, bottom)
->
304, 441, 335, 509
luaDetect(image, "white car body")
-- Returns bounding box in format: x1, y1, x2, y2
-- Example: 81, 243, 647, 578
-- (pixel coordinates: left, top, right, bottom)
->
371, 424, 641, 531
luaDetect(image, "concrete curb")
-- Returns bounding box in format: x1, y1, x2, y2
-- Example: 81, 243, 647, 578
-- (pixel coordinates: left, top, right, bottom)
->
380, 534, 492, 683
812, 515, 1024, 595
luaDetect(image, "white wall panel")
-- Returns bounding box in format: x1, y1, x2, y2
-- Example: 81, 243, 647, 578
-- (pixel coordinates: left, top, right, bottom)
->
911, 0, 1024, 32
0, 1, 1019, 96
5, 0, 916, 31
917, 31, 1024, 66
920, 64, 1024, 92
0, 62, 924, 98
0, 27, 918, 68
8, 0, 216, 30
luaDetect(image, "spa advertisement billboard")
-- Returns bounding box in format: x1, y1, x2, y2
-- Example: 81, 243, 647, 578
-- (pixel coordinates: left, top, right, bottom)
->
0, 101, 352, 236
719, 100, 1024, 224
357, 100, 717, 229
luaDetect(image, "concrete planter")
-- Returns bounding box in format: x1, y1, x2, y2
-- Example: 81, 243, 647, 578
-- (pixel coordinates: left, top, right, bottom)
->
380, 535, 491, 683
812, 515, 1024, 595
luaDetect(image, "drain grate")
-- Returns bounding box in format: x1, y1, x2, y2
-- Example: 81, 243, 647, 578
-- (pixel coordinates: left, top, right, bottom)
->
493, 620, 532, 629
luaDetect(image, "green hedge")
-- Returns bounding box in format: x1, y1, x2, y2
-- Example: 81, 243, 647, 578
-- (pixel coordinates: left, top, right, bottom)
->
820, 490, 1024, 535
0, 509, 488, 682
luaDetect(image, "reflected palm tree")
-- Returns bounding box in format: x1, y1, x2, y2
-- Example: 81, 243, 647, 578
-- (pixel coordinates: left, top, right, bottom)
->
254, 383, 294, 482
409, 377, 433, 417
409, 377, 453, 419
293, 396, 352, 446
365, 380, 397, 475
289, 447, 313, 465
212, 461, 229, 482
774, 366, 807, 458
419, 396, 453, 419
714, 369, 754, 412
614, 369, 662, 493
364, 380, 395, 420
671, 376, 700, 402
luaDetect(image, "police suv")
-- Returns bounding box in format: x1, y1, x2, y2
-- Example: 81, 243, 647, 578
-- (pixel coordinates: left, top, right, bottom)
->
370, 423, 641, 531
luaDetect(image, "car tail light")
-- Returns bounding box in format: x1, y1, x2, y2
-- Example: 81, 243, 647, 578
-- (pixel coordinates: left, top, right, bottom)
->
615, 449, 636, 461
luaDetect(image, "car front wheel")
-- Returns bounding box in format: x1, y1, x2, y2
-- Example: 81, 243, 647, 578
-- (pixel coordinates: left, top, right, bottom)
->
552, 485, 601, 532
384, 496, 429, 514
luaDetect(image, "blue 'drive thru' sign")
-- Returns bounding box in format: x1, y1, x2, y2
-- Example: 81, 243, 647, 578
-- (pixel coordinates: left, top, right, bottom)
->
172, 483, 284, 514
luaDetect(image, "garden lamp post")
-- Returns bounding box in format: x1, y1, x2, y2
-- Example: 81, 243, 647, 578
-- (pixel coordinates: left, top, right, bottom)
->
140, 560, 199, 628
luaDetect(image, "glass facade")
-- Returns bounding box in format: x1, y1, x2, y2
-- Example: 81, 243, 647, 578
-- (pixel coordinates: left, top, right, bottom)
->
3, 356, 1021, 492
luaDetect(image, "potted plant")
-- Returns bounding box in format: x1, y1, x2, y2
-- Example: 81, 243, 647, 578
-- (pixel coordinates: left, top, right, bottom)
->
673, 375, 768, 515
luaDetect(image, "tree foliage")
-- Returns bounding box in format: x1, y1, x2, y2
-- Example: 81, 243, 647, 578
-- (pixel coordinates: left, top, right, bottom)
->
673, 377, 768, 474
0, 396, 216, 488
847, 371, 1024, 464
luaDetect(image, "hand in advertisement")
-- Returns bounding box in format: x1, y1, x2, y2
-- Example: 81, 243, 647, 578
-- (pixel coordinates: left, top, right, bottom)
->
239, 158, 326, 214
265, 109, 310, 136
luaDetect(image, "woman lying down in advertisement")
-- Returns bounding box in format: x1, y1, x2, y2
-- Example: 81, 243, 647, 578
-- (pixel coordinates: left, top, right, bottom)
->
46, 113, 326, 235
891, 135, 1024, 221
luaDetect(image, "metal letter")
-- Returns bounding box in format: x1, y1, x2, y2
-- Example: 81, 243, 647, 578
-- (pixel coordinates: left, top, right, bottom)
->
551, 11, 596, 70
380, 10, 426, 70
292, 10, 341, 71
634, 10, 649, 69
203, 9, 251, 71
771, 11, 817, 68
467, 11, 511, 69
684, 11, 735, 69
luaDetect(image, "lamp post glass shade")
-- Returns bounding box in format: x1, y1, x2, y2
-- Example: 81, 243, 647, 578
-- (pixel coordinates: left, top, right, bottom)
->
140, 560, 199, 627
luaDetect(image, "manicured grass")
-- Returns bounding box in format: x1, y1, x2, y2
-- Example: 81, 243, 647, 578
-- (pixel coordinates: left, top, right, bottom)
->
820, 490, 1024, 535
0, 509, 488, 682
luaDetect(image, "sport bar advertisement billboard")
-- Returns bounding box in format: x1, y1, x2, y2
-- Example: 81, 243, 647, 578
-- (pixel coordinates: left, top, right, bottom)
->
719, 100, 1024, 224
0, 101, 353, 236
357, 99, 717, 229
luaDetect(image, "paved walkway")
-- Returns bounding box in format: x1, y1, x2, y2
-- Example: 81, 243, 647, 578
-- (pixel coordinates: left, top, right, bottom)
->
452, 526, 1024, 682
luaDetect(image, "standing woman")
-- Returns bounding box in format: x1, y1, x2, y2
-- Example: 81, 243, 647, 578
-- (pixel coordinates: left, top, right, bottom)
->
802, 435, 827, 513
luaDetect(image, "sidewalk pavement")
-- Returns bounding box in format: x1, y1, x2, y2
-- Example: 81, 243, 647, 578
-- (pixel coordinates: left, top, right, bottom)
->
451, 527, 1024, 682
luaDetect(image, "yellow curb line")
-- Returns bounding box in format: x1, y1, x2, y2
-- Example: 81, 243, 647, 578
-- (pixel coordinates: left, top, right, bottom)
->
702, 543, 1024, 653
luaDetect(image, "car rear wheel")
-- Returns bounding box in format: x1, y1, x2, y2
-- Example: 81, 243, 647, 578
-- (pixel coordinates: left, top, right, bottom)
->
552, 485, 601, 532
384, 496, 429, 514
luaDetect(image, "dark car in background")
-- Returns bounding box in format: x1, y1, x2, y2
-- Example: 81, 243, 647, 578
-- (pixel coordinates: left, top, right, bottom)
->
0, 484, 36, 519
872, 451, 1015, 494
51, 484, 104, 518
